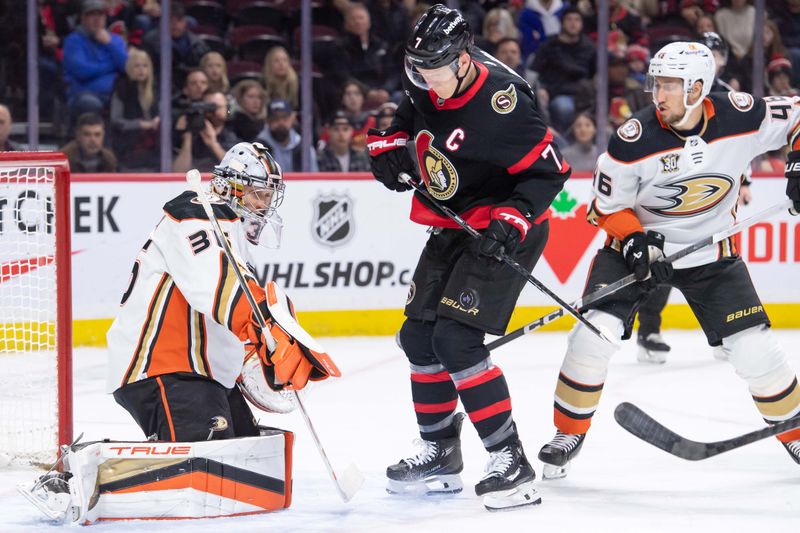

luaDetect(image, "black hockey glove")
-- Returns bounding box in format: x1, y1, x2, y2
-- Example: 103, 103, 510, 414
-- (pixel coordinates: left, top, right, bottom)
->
367, 126, 418, 192
621, 230, 673, 283
785, 150, 800, 215
479, 206, 533, 258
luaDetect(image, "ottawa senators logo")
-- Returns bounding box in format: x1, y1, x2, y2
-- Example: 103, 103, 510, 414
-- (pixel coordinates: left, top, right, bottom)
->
415, 130, 459, 200
642, 174, 735, 217
491, 84, 518, 114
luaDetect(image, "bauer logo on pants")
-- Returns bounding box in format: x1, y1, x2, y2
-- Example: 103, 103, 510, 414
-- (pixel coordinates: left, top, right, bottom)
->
312, 193, 354, 247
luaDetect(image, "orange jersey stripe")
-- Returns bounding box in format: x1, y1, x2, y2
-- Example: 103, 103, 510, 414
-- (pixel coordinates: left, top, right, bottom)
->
156, 376, 176, 441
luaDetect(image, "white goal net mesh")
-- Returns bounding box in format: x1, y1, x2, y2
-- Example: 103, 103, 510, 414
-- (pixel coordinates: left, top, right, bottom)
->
0, 162, 64, 466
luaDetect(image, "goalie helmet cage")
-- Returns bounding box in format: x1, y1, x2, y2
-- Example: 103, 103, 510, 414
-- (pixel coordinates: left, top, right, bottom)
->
0, 152, 72, 466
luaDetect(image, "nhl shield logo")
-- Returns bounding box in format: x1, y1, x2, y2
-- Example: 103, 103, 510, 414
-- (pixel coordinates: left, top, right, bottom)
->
312, 194, 354, 247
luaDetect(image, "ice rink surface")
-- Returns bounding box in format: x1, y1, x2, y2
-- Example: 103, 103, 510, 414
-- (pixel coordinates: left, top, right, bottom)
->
2, 329, 799, 532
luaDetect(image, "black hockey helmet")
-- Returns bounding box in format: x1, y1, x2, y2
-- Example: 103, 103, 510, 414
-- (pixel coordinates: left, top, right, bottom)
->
405, 4, 473, 70
700, 31, 729, 63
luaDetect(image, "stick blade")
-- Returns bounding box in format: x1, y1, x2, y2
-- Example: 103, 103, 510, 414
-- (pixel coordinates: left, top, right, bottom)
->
335, 463, 365, 502
615, 402, 707, 460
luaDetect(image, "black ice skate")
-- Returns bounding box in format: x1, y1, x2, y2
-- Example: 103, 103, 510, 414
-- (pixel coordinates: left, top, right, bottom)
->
636, 332, 670, 364
783, 439, 800, 465
538, 431, 586, 480
386, 412, 466, 495
475, 440, 541, 511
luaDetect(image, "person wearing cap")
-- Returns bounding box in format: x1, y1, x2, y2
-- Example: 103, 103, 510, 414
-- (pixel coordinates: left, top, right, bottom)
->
256, 99, 318, 173
575, 52, 648, 124
317, 111, 371, 172
62, 0, 128, 124
374, 102, 397, 131
768, 57, 800, 97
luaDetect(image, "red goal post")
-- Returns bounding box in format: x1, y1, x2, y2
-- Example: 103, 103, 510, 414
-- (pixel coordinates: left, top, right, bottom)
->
0, 152, 72, 466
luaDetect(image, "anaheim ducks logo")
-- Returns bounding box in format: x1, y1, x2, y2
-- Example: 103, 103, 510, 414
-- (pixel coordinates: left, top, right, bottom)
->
415, 130, 459, 200
491, 84, 518, 114
643, 174, 735, 217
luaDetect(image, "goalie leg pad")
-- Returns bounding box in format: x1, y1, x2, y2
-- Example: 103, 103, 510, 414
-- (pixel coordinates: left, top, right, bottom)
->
22, 431, 293, 524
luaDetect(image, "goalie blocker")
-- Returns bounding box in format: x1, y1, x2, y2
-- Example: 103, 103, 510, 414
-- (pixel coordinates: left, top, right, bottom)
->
19, 429, 293, 524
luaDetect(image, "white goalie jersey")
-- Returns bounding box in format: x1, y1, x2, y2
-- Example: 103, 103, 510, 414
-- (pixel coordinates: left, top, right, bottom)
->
589, 92, 800, 268
106, 191, 263, 393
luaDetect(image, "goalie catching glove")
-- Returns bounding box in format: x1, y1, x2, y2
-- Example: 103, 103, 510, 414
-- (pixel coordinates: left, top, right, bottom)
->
240, 281, 340, 391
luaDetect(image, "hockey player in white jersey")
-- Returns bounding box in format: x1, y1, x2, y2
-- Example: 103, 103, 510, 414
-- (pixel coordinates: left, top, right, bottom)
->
538, 42, 800, 478
20, 142, 341, 523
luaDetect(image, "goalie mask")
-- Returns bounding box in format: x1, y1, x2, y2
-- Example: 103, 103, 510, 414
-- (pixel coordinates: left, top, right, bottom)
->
212, 142, 285, 247
645, 41, 715, 128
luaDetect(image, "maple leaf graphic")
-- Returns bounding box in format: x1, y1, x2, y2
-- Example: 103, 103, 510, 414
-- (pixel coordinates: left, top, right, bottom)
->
550, 190, 578, 219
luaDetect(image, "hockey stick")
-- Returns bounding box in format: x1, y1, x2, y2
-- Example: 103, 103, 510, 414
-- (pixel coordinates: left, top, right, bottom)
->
486, 198, 794, 351
186, 170, 363, 502
398, 172, 615, 345
614, 401, 800, 460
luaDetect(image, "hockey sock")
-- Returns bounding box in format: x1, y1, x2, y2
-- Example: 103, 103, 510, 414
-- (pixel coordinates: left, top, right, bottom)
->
553, 372, 603, 435
409, 363, 459, 441
452, 359, 516, 451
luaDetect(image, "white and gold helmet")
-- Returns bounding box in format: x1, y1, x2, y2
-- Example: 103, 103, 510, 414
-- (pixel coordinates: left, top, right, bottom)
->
212, 142, 285, 247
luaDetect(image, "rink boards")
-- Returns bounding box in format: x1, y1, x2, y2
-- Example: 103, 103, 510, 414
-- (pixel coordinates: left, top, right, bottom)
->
21, 172, 800, 345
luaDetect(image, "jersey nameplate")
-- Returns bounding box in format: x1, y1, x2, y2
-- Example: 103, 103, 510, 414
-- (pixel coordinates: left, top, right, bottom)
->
491, 84, 518, 115
617, 119, 642, 142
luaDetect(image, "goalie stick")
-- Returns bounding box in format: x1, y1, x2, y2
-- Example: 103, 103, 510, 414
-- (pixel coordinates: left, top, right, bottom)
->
186, 169, 364, 502
398, 172, 615, 345
614, 402, 800, 460
486, 199, 794, 351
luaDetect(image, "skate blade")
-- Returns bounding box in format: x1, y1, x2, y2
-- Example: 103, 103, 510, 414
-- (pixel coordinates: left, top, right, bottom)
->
541, 462, 571, 480
637, 347, 667, 364
482, 481, 541, 512
386, 474, 463, 496
17, 482, 69, 521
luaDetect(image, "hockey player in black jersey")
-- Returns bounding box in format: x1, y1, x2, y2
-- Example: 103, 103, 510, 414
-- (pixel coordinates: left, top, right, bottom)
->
367, 4, 570, 511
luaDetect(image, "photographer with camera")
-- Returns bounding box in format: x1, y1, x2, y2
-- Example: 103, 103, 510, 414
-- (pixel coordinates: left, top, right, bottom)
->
173, 90, 240, 172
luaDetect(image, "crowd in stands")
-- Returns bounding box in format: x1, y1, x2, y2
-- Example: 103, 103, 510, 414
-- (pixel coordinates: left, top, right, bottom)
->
1, 0, 799, 173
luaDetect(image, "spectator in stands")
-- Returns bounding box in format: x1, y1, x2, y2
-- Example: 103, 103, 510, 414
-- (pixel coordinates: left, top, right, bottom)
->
143, 2, 209, 91
771, 0, 800, 85
767, 57, 800, 97
533, 6, 595, 133
518, 0, 566, 61
694, 12, 717, 36
700, 31, 740, 91
62, 112, 118, 172
317, 111, 371, 172
575, 53, 648, 121
110, 48, 160, 171
341, 2, 398, 106
715, 0, 755, 64
625, 44, 650, 84
230, 80, 266, 143
257, 99, 318, 172
374, 101, 397, 131
560, 112, 598, 172
262, 46, 299, 111
63, 0, 128, 123
0, 104, 22, 151
200, 51, 230, 95
173, 90, 239, 173
477, 7, 520, 56
495, 37, 526, 79
339, 79, 375, 152
181, 68, 209, 103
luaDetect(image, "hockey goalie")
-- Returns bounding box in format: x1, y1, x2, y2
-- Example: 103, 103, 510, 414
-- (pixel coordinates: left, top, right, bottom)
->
19, 142, 340, 524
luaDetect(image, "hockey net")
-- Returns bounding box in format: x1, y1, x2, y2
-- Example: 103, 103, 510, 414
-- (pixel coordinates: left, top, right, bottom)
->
0, 152, 72, 467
